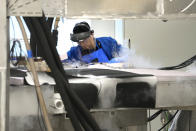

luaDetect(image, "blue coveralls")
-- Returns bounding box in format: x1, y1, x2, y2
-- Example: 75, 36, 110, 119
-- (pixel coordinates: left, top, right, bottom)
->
64, 37, 122, 63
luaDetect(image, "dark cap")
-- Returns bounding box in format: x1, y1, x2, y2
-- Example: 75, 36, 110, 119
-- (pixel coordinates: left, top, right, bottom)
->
70, 22, 94, 42
73, 22, 90, 34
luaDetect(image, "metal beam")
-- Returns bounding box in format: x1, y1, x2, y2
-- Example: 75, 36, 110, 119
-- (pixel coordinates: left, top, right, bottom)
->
7, 0, 196, 19
0, 0, 9, 130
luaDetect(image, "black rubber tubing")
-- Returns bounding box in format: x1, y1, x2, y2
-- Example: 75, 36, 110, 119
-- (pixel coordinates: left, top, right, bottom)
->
30, 17, 86, 131
25, 17, 101, 131
24, 16, 101, 131
75, 109, 94, 131
37, 16, 101, 131
31, 17, 96, 131
46, 18, 54, 30
31, 17, 85, 131
39, 16, 101, 131
159, 55, 196, 70
38, 17, 65, 76
23, 17, 83, 131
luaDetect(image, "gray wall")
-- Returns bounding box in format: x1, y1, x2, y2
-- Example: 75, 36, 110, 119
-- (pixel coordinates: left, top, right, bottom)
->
91, 19, 196, 67
124, 19, 196, 67
91, 20, 115, 38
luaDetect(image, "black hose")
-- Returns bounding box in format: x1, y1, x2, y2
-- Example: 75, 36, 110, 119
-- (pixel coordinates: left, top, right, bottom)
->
38, 17, 65, 76
46, 17, 58, 46
32, 17, 83, 131
75, 109, 94, 131
46, 18, 54, 30
54, 70, 94, 131
38, 16, 101, 131
52, 29, 58, 47
23, 17, 83, 131
23, 16, 101, 131
159, 55, 196, 70
147, 109, 165, 122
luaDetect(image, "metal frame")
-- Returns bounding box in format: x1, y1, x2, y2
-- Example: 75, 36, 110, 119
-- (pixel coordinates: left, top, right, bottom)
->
0, 0, 9, 131
3, 0, 196, 131
7, 0, 196, 19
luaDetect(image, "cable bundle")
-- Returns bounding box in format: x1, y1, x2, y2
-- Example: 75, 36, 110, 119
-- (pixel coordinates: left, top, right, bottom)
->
159, 55, 196, 70
23, 16, 101, 131
10, 39, 23, 66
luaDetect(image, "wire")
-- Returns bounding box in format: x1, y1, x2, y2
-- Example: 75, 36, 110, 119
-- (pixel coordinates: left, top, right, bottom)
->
24, 17, 83, 131
158, 110, 179, 131
147, 109, 165, 122
181, 0, 196, 13
10, 39, 23, 66
24, 15, 101, 131
159, 55, 196, 70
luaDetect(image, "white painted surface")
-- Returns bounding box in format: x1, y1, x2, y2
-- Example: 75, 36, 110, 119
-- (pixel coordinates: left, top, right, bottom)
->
125, 19, 196, 67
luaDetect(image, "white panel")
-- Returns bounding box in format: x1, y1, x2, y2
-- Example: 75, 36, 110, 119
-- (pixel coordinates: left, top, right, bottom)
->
124, 19, 196, 67
115, 20, 124, 45
91, 20, 115, 38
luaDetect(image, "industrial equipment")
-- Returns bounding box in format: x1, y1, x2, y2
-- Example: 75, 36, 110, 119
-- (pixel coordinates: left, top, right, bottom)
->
1, 0, 196, 131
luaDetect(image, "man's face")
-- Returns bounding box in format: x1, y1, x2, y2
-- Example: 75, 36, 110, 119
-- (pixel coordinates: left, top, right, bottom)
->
78, 35, 95, 50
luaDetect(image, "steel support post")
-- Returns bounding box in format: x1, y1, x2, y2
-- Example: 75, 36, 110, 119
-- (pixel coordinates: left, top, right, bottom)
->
0, 0, 9, 130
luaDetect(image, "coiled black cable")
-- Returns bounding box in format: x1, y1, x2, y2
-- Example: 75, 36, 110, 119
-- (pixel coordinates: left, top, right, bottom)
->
38, 16, 101, 131
23, 17, 83, 131
10, 39, 23, 66
23, 16, 101, 131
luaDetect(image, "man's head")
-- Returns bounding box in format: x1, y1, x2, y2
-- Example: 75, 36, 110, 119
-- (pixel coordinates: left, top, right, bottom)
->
70, 22, 95, 49
73, 21, 91, 34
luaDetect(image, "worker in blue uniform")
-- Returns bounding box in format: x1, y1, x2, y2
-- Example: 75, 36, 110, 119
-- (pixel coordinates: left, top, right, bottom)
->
62, 21, 124, 63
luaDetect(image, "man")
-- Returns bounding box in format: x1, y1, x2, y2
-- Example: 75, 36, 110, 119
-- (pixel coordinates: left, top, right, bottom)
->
63, 21, 123, 63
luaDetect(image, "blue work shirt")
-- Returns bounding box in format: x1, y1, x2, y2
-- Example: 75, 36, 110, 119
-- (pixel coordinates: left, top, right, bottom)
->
64, 37, 122, 63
